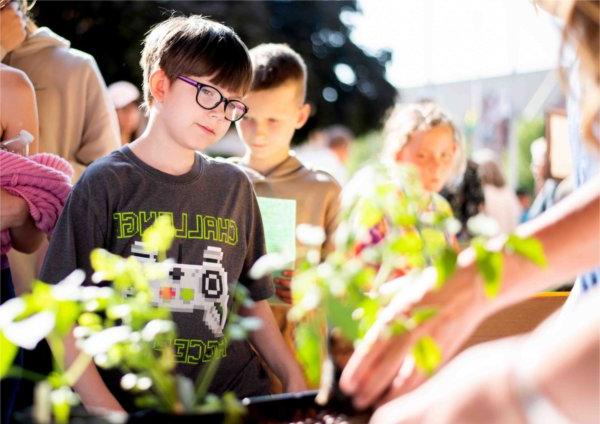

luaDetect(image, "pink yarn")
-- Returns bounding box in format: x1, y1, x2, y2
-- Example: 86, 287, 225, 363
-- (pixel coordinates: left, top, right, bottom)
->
1, 150, 74, 255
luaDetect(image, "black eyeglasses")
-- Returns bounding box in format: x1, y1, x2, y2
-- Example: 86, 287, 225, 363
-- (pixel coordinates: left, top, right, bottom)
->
177, 75, 248, 122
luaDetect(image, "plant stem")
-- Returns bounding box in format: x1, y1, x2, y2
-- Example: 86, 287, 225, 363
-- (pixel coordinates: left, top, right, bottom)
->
4, 366, 46, 382
63, 352, 91, 386
194, 346, 224, 401
46, 334, 65, 373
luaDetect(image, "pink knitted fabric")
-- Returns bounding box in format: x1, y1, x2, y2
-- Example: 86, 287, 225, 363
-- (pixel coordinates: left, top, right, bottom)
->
1, 150, 74, 254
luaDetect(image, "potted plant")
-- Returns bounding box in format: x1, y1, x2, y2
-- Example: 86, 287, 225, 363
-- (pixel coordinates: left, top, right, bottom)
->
0, 216, 260, 424
250, 163, 546, 422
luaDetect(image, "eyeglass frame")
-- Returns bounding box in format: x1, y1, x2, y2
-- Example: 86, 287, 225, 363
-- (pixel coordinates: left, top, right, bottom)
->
177, 75, 248, 122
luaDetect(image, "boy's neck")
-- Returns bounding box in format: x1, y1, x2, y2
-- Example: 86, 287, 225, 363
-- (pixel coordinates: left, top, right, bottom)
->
242, 149, 291, 175
128, 120, 196, 176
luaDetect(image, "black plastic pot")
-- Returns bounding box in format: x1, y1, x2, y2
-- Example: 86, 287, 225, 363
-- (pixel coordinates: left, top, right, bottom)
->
126, 390, 369, 423
243, 390, 370, 423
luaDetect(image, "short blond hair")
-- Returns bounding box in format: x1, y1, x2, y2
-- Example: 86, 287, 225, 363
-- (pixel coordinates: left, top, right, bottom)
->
382, 102, 466, 179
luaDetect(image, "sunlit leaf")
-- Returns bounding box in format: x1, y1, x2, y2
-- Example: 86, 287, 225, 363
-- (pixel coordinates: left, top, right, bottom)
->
506, 235, 547, 267
295, 322, 322, 386
141, 214, 176, 254
4, 311, 56, 350
473, 239, 503, 298
358, 198, 383, 228
389, 232, 422, 254
410, 307, 438, 326
54, 301, 80, 338
433, 247, 457, 288
325, 296, 359, 342
412, 336, 442, 375
0, 331, 17, 378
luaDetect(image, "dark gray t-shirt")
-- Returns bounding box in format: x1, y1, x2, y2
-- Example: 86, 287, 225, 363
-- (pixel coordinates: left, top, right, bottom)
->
40, 146, 273, 410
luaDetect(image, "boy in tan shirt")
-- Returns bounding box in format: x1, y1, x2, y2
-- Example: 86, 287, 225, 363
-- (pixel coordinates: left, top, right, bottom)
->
234, 43, 341, 386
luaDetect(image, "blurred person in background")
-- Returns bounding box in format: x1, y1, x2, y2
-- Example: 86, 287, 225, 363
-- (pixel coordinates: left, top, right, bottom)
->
1, 0, 120, 286
474, 149, 522, 234
516, 187, 532, 222
528, 137, 574, 220
108, 80, 143, 145
296, 126, 352, 185
440, 159, 485, 243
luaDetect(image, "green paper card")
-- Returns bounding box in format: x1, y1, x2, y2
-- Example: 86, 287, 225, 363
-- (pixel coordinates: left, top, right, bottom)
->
257, 196, 297, 303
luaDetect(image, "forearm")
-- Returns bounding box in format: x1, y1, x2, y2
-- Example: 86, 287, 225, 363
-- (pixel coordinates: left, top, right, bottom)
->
241, 300, 305, 388
453, 174, 600, 316
65, 331, 125, 413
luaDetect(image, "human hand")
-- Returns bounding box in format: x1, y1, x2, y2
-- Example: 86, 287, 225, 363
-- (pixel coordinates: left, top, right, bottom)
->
0, 2, 27, 55
275, 269, 293, 304
0, 189, 29, 230
369, 338, 525, 424
340, 263, 488, 409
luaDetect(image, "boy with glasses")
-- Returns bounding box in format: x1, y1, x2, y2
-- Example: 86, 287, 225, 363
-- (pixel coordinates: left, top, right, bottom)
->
40, 16, 305, 413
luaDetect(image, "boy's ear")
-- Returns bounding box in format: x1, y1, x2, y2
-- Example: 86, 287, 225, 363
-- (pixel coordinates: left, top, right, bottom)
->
295, 103, 311, 130
149, 69, 171, 103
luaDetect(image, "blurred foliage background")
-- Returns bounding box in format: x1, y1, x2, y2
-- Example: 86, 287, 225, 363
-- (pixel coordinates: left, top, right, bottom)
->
32, 0, 398, 143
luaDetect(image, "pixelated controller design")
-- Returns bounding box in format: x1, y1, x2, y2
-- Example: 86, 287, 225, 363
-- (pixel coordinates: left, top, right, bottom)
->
130, 241, 229, 337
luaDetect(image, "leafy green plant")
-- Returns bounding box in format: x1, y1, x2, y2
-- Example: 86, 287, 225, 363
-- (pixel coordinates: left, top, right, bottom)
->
284, 164, 546, 386
0, 216, 257, 423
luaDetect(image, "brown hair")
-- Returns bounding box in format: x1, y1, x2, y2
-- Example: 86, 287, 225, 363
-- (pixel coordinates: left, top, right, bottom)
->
249, 43, 307, 101
324, 125, 353, 149
477, 160, 506, 188
561, 0, 599, 147
140, 15, 252, 110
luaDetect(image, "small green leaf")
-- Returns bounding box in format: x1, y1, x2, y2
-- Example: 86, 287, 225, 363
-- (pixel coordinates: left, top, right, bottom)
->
0, 331, 17, 378
421, 228, 446, 256
388, 319, 409, 337
412, 336, 442, 375
410, 307, 438, 326
433, 247, 457, 288
473, 239, 504, 298
389, 232, 423, 255
325, 296, 359, 342
294, 322, 322, 386
506, 235, 547, 267
142, 214, 176, 255
358, 199, 383, 228
54, 302, 80, 337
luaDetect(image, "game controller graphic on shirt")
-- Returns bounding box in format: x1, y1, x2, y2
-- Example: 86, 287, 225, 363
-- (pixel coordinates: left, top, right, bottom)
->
130, 241, 229, 337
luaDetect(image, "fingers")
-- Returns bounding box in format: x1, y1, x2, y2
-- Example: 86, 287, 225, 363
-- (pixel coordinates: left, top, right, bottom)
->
275, 277, 291, 288
340, 326, 414, 409
379, 363, 425, 406
275, 270, 293, 304
275, 283, 292, 304
353, 340, 411, 409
